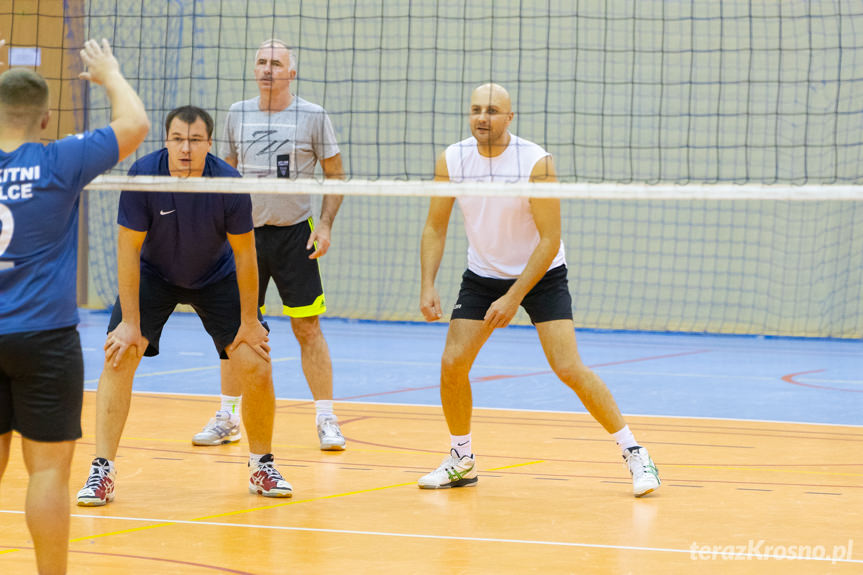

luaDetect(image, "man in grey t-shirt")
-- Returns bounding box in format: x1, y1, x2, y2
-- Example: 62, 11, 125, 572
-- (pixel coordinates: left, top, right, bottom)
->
191, 38, 347, 451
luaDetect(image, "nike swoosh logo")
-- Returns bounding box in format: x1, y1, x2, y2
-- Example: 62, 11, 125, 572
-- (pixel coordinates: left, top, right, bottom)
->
457, 441, 469, 446
160, 210, 176, 215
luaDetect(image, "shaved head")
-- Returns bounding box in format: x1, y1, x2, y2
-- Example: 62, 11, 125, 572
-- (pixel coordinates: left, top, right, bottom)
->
470, 83, 512, 114
468, 83, 514, 155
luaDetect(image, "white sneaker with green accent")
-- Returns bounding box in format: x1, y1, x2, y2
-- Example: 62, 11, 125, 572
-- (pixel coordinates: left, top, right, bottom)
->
192, 411, 241, 446
418, 449, 478, 489
624, 446, 661, 497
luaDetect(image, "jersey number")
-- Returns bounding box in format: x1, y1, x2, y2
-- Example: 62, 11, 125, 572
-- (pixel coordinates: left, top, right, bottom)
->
0, 204, 13, 257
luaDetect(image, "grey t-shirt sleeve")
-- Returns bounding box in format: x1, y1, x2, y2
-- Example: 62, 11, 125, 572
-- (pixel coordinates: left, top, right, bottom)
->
219, 107, 238, 162
315, 111, 340, 161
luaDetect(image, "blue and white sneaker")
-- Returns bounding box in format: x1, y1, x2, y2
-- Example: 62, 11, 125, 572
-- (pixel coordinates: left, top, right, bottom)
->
192, 411, 241, 446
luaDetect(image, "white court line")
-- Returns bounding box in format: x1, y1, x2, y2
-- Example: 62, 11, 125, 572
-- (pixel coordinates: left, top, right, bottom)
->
87, 389, 862, 428
0, 510, 858, 564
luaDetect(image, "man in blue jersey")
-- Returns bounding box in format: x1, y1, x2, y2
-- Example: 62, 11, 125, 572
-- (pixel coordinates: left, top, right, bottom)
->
76, 105, 293, 507
0, 39, 149, 574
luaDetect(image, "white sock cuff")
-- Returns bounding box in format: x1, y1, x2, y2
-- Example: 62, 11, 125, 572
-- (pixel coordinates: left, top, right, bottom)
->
450, 433, 472, 458
220, 395, 241, 419
315, 400, 335, 421
612, 425, 639, 452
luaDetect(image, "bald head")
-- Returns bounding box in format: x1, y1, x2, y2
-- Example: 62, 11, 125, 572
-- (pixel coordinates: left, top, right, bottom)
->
469, 83, 514, 155
471, 83, 512, 114
0, 68, 49, 127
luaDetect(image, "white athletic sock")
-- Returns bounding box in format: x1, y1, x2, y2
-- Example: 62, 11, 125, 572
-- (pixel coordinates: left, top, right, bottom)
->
612, 425, 639, 453
315, 400, 334, 424
220, 395, 241, 423
249, 452, 266, 467
451, 434, 472, 458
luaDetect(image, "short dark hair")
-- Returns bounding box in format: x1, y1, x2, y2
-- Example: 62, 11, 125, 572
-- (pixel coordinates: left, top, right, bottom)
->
164, 105, 213, 139
0, 68, 49, 113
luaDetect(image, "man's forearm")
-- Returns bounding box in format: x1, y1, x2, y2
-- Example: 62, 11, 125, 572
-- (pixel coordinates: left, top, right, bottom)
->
420, 228, 446, 289
319, 194, 344, 228
235, 252, 260, 323
116, 245, 141, 325
506, 239, 558, 302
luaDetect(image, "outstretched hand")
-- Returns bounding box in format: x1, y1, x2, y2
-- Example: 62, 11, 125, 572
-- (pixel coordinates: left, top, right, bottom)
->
78, 38, 120, 84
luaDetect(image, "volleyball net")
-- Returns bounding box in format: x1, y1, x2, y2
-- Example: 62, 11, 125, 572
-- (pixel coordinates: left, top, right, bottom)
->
3, 0, 863, 337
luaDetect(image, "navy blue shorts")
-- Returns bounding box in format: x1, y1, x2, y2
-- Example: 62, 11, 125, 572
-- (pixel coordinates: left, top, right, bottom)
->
0, 326, 84, 442
451, 265, 573, 324
255, 221, 327, 317
108, 269, 268, 360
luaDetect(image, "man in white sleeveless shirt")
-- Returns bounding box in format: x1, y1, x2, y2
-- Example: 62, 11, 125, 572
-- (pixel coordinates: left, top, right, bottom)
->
418, 83, 661, 497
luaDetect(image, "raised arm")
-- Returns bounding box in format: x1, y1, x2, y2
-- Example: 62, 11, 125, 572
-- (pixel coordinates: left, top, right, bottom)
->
483, 155, 560, 329
419, 151, 455, 321
79, 39, 149, 162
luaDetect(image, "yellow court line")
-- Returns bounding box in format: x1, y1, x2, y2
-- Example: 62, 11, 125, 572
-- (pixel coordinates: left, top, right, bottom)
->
69, 522, 176, 543
195, 480, 418, 520
197, 459, 547, 520
69, 479, 418, 543
68, 460, 546, 544
65, 459, 859, 547
489, 460, 545, 471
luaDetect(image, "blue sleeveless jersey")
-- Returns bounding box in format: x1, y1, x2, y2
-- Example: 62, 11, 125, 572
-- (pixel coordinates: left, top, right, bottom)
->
0, 127, 118, 335
120, 150, 252, 289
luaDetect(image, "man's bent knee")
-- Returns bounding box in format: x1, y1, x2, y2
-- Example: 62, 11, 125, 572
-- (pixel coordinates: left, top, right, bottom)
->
230, 345, 272, 382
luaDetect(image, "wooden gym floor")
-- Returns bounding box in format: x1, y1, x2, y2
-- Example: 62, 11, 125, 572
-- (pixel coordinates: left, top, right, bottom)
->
0, 312, 860, 573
